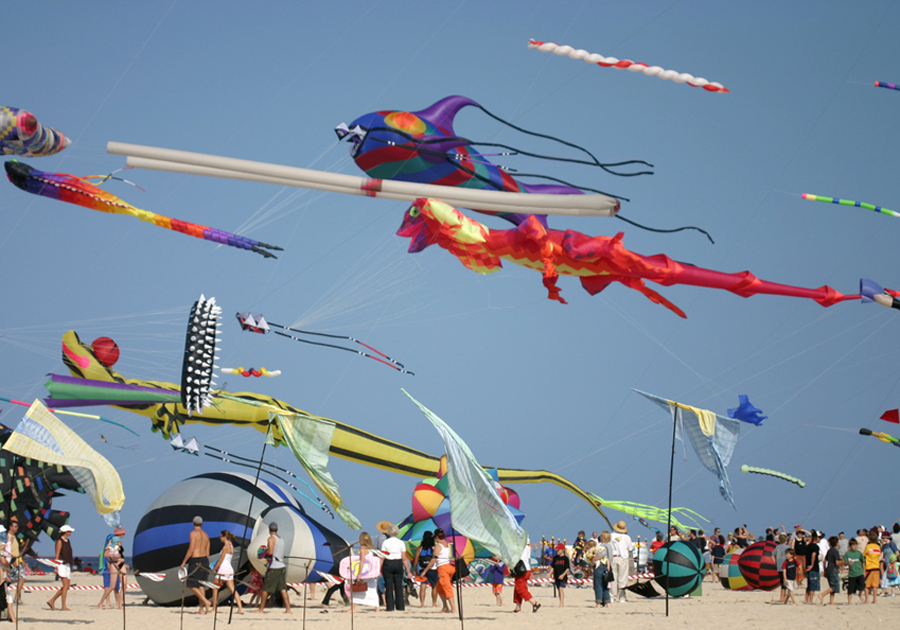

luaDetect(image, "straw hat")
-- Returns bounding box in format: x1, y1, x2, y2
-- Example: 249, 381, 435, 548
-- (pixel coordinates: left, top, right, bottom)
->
613, 521, 628, 534
376, 521, 392, 534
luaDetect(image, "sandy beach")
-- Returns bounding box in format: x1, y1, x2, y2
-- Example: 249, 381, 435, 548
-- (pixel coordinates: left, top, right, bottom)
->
11, 572, 899, 630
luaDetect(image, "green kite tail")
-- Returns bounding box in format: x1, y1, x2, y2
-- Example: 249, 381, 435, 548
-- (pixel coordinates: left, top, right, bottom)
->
802, 193, 900, 218
588, 493, 708, 531
740, 464, 806, 488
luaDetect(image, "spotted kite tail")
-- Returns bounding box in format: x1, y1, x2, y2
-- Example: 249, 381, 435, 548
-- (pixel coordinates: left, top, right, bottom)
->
528, 39, 729, 93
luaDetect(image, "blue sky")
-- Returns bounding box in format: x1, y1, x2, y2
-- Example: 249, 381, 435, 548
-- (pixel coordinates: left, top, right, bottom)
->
2, 0, 899, 557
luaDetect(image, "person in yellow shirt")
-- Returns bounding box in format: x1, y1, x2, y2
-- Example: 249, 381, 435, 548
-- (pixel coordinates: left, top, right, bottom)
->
864, 530, 883, 604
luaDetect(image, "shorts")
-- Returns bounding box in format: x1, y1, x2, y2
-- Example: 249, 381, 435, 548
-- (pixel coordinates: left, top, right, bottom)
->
826, 573, 840, 592
865, 569, 881, 589
554, 579, 567, 589
102, 571, 122, 589
805, 571, 820, 592
492, 583, 503, 594
424, 569, 438, 587
263, 566, 287, 594
186, 558, 209, 589
7, 565, 23, 582
784, 579, 796, 592
847, 575, 865, 594
57, 563, 71, 579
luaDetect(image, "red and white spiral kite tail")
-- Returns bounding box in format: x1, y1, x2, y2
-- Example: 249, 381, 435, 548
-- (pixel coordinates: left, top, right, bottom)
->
528, 39, 729, 93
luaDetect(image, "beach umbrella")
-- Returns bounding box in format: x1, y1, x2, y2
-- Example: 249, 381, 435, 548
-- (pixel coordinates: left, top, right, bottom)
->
737, 541, 780, 591
652, 541, 704, 597
720, 551, 753, 590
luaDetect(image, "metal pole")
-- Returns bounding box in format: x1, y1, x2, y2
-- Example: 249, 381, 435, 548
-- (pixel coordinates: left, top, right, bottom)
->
665, 410, 677, 617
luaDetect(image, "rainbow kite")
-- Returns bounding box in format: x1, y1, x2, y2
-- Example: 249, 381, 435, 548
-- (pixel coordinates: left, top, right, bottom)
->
4, 160, 282, 258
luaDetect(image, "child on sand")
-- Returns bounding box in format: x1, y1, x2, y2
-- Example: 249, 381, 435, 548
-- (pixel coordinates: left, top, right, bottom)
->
781, 549, 798, 605
843, 539, 866, 604
818, 535, 841, 605
552, 544, 570, 607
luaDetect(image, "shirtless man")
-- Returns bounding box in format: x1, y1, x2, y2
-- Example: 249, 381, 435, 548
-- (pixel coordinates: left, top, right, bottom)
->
180, 516, 211, 614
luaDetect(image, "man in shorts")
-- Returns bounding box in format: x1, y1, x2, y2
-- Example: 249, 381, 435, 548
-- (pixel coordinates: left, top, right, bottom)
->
5, 521, 24, 606
255, 522, 291, 613
180, 516, 211, 614
844, 538, 866, 604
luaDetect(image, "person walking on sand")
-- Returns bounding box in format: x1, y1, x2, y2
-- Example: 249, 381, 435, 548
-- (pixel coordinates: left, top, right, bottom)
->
610, 521, 633, 603
511, 537, 540, 613
781, 549, 798, 605
551, 543, 570, 607
420, 528, 455, 613
818, 535, 842, 605
254, 522, 291, 614
4, 521, 24, 606
47, 524, 75, 611
380, 524, 411, 612
212, 530, 244, 615
179, 516, 211, 614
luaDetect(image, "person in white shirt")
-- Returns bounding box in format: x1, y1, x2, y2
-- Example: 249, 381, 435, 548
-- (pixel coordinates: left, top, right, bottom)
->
380, 524, 412, 611
610, 521, 634, 603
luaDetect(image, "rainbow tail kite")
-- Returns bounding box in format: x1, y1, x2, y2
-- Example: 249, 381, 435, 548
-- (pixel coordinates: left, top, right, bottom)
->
4, 160, 282, 258
801, 193, 900, 218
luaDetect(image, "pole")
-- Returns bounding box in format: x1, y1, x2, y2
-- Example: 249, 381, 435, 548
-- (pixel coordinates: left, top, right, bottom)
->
665, 409, 677, 617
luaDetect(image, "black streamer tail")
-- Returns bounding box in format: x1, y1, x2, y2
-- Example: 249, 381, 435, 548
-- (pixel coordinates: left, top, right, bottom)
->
615, 214, 715, 244
268, 322, 413, 375
473, 103, 654, 177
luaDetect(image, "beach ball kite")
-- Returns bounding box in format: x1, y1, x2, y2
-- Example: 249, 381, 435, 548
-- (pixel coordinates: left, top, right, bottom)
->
133, 472, 347, 606
398, 461, 524, 562
719, 551, 753, 590
652, 540, 704, 597
737, 541, 780, 591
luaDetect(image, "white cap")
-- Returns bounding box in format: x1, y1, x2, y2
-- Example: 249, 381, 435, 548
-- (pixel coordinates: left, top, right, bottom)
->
60, 525, 74, 533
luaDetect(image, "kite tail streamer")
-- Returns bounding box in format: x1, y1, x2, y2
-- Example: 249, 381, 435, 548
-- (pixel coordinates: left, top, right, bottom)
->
472, 103, 654, 176
739, 464, 806, 488
615, 213, 715, 244
587, 493, 707, 531
801, 192, 900, 218
875, 81, 900, 91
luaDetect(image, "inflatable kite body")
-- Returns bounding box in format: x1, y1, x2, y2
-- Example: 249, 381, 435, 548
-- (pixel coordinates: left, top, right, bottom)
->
719, 551, 753, 590
727, 395, 767, 426
737, 541, 780, 591
133, 472, 347, 606
0, 423, 80, 552
52, 329, 700, 528
4, 160, 282, 258
652, 541, 705, 597
336, 95, 630, 224
398, 198, 862, 316
397, 465, 524, 563
0, 106, 70, 156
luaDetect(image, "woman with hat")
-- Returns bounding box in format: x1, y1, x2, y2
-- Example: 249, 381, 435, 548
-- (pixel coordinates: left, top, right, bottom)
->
47, 524, 75, 611
610, 521, 633, 604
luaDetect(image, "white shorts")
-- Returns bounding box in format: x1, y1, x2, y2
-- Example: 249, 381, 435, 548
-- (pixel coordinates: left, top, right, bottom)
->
57, 563, 71, 579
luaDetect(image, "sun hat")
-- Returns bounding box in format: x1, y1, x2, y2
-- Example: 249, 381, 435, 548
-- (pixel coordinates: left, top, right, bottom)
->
376, 521, 392, 534
613, 521, 628, 534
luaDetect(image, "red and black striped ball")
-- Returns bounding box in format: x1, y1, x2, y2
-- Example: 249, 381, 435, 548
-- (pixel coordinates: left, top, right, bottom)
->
737, 541, 780, 591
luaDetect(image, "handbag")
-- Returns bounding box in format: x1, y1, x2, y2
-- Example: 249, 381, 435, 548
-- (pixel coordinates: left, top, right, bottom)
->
604, 564, 614, 584
350, 581, 368, 592
512, 560, 528, 577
